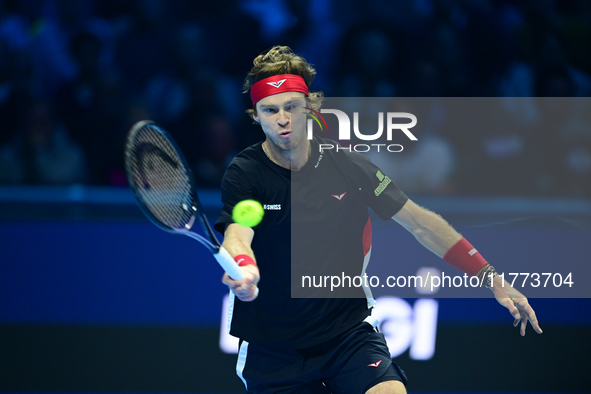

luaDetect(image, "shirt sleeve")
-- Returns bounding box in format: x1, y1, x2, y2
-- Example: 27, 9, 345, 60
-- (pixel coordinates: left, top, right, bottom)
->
214, 162, 256, 235
346, 151, 409, 220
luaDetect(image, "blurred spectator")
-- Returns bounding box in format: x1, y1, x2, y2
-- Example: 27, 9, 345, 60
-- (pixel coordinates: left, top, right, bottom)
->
141, 22, 241, 181
0, 45, 35, 145
143, 23, 239, 126
0, 2, 36, 145
114, 0, 174, 96
194, 116, 238, 187
563, 136, 591, 198
335, 26, 400, 96
239, 0, 298, 40
27, 0, 116, 95
0, 0, 31, 52
0, 100, 87, 184
366, 100, 457, 194
474, 110, 531, 196
425, 23, 472, 96
401, 58, 444, 97
55, 31, 123, 184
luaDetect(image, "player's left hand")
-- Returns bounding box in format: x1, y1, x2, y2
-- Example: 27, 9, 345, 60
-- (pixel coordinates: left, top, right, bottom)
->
490, 275, 543, 336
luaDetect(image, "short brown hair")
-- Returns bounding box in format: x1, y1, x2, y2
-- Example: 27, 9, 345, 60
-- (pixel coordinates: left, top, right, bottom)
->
243, 46, 323, 118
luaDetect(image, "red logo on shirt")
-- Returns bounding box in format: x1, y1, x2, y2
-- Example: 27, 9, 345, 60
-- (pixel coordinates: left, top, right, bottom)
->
368, 360, 382, 367
332, 192, 347, 200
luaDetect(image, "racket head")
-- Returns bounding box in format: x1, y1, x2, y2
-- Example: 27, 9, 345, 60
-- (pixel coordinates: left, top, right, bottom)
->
124, 120, 214, 247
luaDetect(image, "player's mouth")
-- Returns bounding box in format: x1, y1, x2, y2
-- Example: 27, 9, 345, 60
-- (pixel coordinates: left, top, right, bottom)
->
279, 131, 291, 138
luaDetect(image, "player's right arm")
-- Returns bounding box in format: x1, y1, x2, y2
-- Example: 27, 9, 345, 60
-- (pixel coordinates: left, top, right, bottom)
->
221, 223, 260, 302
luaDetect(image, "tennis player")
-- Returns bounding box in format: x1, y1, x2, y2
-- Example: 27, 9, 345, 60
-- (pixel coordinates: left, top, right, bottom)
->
215, 46, 542, 394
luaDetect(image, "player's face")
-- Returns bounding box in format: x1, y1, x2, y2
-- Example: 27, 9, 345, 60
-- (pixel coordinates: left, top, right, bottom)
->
254, 92, 308, 153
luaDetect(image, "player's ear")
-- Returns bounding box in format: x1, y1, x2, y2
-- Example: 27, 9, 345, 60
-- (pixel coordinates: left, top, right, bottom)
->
246, 108, 260, 124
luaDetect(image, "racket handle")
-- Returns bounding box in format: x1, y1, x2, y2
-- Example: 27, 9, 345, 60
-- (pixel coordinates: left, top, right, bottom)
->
215, 246, 244, 281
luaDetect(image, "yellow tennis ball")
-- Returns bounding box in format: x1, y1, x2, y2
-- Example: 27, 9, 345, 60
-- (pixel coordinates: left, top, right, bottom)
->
233, 200, 264, 227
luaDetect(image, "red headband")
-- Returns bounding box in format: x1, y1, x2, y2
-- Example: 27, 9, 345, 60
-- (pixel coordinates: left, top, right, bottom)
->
250, 74, 309, 106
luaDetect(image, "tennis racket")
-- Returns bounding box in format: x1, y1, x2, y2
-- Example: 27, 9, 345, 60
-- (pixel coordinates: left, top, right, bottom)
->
124, 120, 244, 280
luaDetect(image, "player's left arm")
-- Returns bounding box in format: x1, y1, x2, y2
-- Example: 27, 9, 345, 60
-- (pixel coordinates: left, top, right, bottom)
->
392, 199, 543, 336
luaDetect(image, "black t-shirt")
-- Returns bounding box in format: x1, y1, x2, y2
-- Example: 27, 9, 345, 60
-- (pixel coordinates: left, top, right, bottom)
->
215, 136, 408, 348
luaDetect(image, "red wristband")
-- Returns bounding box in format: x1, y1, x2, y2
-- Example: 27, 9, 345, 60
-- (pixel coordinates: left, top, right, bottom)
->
234, 254, 257, 267
443, 238, 488, 277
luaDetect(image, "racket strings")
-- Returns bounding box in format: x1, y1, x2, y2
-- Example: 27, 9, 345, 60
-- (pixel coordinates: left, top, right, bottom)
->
128, 125, 194, 230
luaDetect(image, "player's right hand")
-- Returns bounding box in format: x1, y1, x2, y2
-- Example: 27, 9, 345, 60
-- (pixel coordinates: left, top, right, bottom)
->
222, 264, 260, 302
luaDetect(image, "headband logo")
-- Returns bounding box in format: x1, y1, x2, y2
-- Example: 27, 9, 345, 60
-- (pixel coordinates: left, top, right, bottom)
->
267, 79, 287, 88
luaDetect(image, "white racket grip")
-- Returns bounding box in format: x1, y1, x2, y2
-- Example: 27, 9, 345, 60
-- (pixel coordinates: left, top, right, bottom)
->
215, 246, 244, 280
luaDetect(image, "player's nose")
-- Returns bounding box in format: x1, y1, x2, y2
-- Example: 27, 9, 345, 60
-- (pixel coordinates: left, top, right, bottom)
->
277, 110, 290, 126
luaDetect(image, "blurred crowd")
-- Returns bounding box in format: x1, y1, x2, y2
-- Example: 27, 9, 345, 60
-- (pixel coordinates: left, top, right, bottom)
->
0, 0, 590, 197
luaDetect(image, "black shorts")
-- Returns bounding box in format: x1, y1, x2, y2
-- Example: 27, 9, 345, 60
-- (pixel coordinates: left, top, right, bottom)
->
236, 317, 408, 394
